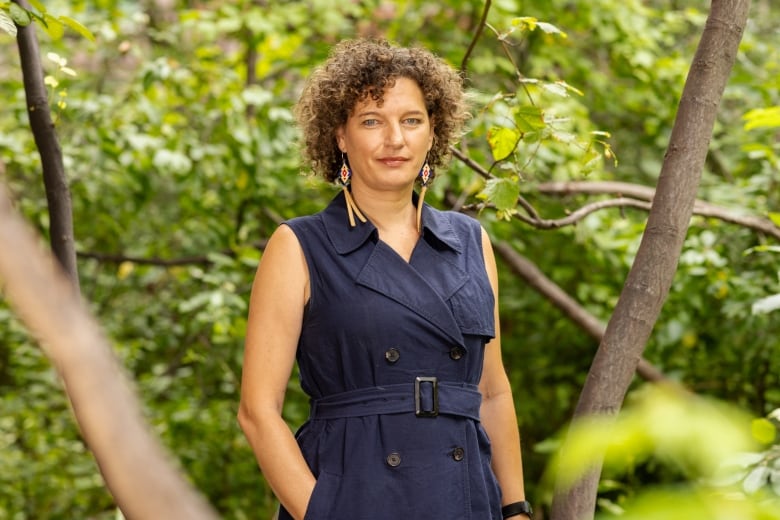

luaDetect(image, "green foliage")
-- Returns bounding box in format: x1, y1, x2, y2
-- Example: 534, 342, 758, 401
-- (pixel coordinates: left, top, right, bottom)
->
1, 0, 779, 518
0, 1, 94, 40
545, 386, 780, 518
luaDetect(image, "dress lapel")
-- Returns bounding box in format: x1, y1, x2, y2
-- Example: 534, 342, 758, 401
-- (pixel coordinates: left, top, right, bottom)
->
356, 241, 467, 348
321, 191, 469, 347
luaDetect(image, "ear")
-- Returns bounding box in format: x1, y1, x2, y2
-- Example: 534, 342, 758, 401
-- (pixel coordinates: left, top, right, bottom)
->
427, 117, 435, 152
336, 126, 346, 152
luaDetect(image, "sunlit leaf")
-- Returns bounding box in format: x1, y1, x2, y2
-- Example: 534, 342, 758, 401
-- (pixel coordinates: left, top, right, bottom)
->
40, 14, 64, 39
117, 261, 135, 280
549, 386, 756, 490
751, 418, 777, 444
510, 17, 567, 38
599, 488, 780, 520
26, 0, 47, 14
769, 212, 780, 227
743, 106, 780, 130
0, 10, 17, 36
487, 127, 520, 162
58, 15, 94, 41
511, 16, 538, 31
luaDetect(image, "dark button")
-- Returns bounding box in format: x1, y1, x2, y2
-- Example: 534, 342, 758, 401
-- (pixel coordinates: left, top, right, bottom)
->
385, 348, 401, 364
386, 452, 402, 467
451, 447, 465, 462
449, 346, 466, 361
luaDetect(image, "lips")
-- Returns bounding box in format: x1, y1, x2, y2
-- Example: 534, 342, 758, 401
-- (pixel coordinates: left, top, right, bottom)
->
378, 157, 409, 167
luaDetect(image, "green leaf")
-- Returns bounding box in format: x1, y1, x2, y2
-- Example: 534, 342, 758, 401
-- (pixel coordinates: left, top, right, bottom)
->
40, 13, 64, 39
8, 3, 31, 27
487, 127, 520, 162
0, 10, 17, 36
481, 177, 519, 211
514, 105, 546, 133
510, 17, 567, 38
769, 212, 780, 227
58, 15, 94, 41
743, 106, 780, 131
751, 418, 777, 444
580, 149, 602, 175
26, 0, 47, 14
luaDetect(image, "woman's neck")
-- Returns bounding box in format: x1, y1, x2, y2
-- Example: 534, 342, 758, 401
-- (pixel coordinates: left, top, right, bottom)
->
349, 183, 417, 232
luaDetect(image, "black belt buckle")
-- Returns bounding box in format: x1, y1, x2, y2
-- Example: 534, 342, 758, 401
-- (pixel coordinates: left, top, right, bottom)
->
414, 376, 439, 417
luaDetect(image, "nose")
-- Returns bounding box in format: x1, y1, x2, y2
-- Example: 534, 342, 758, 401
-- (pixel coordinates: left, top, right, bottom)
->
385, 122, 404, 147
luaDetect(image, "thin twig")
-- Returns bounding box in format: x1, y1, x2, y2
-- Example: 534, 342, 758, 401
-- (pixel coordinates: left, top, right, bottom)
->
461, 0, 492, 72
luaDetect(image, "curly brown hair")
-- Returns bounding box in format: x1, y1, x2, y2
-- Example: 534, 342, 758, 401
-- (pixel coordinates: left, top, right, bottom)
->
294, 39, 469, 183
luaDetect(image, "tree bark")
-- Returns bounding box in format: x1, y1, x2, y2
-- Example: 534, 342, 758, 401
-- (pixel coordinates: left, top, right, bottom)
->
13, 0, 79, 289
550, 1, 752, 519
0, 183, 218, 519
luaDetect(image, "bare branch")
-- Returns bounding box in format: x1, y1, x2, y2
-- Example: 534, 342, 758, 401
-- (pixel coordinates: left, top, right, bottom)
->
538, 181, 780, 240
491, 241, 669, 383
464, 197, 652, 228
13, 0, 79, 288
450, 146, 779, 240
461, 0, 491, 73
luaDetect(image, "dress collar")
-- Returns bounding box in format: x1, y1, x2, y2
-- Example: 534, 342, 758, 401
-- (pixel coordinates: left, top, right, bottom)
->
322, 191, 463, 255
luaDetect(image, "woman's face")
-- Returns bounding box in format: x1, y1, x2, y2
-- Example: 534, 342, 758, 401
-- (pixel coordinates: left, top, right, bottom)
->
336, 77, 434, 193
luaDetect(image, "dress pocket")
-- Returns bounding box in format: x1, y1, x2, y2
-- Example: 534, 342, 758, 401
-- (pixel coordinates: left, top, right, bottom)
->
449, 275, 495, 337
302, 471, 339, 520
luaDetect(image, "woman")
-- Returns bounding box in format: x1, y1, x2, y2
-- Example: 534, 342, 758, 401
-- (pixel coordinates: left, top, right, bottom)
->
238, 39, 530, 520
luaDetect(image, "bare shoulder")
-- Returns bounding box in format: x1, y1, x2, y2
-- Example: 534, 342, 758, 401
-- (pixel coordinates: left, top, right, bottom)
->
253, 224, 309, 304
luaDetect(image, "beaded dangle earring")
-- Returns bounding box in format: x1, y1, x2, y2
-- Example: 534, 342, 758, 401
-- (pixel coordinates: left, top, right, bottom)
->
338, 153, 366, 227
416, 157, 432, 233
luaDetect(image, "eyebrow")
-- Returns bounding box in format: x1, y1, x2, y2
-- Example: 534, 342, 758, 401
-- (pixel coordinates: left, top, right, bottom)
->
355, 109, 427, 118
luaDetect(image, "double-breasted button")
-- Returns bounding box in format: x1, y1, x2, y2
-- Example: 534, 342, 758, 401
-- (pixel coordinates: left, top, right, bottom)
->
385, 348, 401, 364
449, 346, 466, 361
451, 447, 465, 462
386, 452, 402, 467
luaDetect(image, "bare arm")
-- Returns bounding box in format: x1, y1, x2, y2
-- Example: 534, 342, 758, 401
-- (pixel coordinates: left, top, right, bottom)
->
478, 227, 527, 506
237, 224, 314, 520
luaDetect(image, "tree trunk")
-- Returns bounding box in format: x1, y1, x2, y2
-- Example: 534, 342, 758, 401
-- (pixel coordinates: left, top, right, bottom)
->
0, 183, 218, 518
13, 0, 79, 289
549, 1, 752, 519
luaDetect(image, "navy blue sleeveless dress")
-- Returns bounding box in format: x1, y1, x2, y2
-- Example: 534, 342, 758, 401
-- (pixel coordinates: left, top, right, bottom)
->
279, 192, 503, 520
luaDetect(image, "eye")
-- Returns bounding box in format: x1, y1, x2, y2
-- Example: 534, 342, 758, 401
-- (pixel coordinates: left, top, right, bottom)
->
403, 118, 423, 126
361, 119, 380, 127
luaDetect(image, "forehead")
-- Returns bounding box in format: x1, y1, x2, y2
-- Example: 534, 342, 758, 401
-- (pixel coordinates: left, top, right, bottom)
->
351, 77, 427, 113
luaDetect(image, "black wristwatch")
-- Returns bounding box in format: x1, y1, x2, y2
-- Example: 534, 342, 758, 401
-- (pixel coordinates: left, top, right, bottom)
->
501, 500, 533, 519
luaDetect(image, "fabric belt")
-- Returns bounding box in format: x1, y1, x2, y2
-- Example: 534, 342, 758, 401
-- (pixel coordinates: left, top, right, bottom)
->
309, 378, 482, 421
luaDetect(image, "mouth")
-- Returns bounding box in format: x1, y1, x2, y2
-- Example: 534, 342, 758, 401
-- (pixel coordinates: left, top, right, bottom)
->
378, 157, 409, 167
